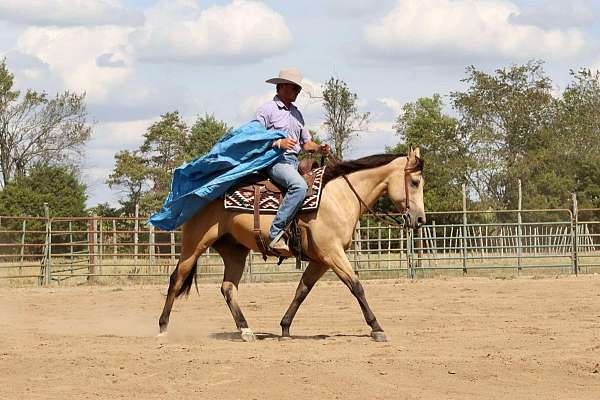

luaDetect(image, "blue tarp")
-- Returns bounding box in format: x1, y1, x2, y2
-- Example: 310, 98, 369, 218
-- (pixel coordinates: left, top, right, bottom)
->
148, 121, 286, 231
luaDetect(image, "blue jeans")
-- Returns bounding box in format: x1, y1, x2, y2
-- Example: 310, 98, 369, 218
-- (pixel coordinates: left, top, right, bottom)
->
266, 153, 308, 241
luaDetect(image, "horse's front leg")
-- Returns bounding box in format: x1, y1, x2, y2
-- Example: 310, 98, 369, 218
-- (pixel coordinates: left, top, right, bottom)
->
280, 261, 328, 339
212, 237, 254, 342
325, 248, 387, 342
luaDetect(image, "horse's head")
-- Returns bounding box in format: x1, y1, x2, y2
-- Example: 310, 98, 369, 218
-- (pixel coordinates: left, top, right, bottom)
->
387, 146, 426, 229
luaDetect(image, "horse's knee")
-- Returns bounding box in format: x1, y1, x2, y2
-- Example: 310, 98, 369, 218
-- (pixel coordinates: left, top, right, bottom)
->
221, 281, 236, 300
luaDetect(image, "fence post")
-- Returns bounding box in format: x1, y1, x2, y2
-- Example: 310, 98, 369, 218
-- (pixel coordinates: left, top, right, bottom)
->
572, 192, 579, 275
98, 217, 103, 276
20, 219, 26, 274
44, 203, 51, 285
149, 225, 155, 269
406, 228, 414, 279
517, 179, 523, 273
134, 203, 139, 266
432, 220, 438, 266
112, 219, 117, 263
87, 216, 97, 282
461, 184, 468, 275
170, 231, 176, 267
69, 221, 74, 274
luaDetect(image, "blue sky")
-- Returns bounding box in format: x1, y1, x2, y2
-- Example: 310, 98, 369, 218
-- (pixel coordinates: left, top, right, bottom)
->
0, 0, 599, 207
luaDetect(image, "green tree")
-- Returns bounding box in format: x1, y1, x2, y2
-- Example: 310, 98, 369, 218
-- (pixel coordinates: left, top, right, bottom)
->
451, 61, 555, 209
0, 59, 90, 187
322, 77, 369, 158
551, 69, 600, 209
140, 111, 188, 194
388, 95, 467, 213
0, 164, 87, 217
186, 113, 229, 158
106, 150, 148, 215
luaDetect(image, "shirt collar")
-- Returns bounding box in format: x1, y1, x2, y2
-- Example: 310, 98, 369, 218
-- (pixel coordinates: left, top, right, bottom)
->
274, 95, 295, 111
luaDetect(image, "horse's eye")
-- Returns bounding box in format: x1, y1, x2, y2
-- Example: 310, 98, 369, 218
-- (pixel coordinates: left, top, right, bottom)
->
410, 178, 420, 187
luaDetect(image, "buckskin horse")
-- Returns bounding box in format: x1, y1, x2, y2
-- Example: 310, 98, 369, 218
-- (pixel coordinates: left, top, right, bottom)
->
158, 147, 425, 342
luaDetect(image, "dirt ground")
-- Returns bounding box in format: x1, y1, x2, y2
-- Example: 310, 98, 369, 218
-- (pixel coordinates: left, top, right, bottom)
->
1, 276, 599, 400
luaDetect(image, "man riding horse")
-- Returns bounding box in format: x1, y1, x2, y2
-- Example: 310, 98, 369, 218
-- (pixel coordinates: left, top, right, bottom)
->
256, 68, 330, 255
154, 68, 426, 342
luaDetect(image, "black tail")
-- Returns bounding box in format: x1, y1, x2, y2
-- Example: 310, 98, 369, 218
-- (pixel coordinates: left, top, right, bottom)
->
174, 262, 199, 299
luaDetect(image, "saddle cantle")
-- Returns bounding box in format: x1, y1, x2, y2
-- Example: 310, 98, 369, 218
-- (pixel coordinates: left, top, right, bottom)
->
224, 159, 326, 213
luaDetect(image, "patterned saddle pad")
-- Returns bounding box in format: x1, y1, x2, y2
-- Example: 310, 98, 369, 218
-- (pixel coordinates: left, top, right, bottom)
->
224, 166, 326, 213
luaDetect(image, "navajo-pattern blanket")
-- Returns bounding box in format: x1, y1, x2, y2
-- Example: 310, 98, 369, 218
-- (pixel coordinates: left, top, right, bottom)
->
224, 166, 326, 213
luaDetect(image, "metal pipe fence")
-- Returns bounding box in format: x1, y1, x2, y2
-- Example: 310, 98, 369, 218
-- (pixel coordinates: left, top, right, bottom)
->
1, 200, 599, 286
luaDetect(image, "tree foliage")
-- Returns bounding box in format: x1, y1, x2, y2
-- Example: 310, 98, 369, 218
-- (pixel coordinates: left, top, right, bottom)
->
322, 77, 369, 158
389, 95, 467, 212
0, 59, 90, 188
389, 61, 600, 213
0, 164, 87, 217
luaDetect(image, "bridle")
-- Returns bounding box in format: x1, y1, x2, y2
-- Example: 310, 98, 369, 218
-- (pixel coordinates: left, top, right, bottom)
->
335, 156, 421, 229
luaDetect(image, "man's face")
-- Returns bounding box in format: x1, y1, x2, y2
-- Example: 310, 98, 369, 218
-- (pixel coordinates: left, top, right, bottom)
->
278, 83, 302, 103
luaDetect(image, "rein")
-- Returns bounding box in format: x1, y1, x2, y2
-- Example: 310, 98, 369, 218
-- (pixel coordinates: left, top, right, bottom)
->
341, 174, 406, 228
326, 154, 419, 228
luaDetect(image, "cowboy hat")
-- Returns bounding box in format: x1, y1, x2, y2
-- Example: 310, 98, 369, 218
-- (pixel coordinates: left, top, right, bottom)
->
266, 68, 303, 88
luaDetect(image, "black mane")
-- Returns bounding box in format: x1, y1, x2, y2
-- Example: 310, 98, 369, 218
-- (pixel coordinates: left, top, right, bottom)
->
322, 153, 421, 184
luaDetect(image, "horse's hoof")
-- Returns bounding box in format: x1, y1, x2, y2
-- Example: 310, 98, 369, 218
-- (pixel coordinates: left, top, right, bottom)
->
240, 328, 256, 342
371, 331, 387, 342
278, 335, 292, 341
156, 331, 168, 341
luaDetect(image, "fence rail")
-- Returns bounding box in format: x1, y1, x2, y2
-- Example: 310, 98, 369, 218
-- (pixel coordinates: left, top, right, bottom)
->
1, 197, 600, 286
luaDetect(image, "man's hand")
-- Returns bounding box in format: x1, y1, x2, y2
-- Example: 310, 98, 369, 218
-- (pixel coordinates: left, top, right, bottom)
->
273, 138, 297, 150
319, 143, 331, 156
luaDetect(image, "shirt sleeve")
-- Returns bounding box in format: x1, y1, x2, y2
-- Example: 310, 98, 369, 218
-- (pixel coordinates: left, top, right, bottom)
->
255, 104, 269, 129
300, 125, 311, 144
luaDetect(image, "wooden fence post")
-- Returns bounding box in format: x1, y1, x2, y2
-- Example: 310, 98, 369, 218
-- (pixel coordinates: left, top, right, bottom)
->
44, 203, 51, 285
461, 184, 468, 274
19, 219, 26, 275
112, 219, 117, 263
87, 216, 97, 282
134, 204, 139, 267
572, 192, 579, 275
517, 179, 523, 272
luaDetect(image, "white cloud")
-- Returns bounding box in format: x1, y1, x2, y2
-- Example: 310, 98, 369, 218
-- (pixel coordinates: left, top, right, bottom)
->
378, 98, 403, 116
17, 26, 135, 102
324, 0, 394, 19
363, 0, 586, 61
510, 0, 597, 29
130, 0, 292, 64
240, 90, 275, 122
91, 118, 156, 149
0, 0, 144, 27
83, 118, 157, 206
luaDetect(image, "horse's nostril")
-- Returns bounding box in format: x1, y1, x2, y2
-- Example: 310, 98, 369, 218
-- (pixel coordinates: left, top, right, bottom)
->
417, 216, 426, 226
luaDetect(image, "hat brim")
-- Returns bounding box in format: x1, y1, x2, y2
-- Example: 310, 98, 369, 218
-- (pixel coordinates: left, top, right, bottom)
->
266, 78, 303, 88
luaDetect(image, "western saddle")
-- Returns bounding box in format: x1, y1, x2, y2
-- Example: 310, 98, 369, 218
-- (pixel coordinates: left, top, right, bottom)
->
230, 157, 321, 264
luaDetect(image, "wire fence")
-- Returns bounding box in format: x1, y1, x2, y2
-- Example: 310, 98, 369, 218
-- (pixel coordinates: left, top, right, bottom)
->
1, 198, 599, 286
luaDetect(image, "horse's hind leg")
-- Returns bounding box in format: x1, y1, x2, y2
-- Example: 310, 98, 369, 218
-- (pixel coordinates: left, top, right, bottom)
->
158, 221, 219, 335
212, 236, 253, 341
324, 249, 386, 342
280, 261, 328, 339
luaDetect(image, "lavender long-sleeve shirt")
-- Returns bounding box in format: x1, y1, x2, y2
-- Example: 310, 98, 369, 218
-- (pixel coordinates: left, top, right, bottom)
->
255, 95, 311, 154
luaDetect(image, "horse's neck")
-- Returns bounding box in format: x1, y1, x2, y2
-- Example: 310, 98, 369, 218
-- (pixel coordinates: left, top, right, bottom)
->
330, 163, 393, 220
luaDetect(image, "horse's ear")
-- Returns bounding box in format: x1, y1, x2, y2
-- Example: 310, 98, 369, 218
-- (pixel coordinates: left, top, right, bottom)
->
414, 147, 421, 159
407, 144, 415, 161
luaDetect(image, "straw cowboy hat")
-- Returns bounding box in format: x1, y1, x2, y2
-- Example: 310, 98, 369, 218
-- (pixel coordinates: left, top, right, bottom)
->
266, 68, 303, 89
